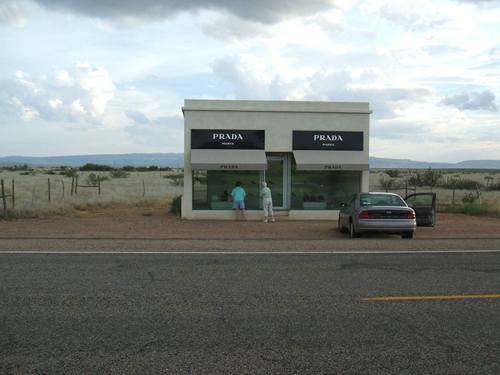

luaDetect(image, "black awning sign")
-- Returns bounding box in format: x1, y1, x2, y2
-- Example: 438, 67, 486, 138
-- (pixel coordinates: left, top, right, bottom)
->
293, 130, 363, 151
191, 129, 265, 150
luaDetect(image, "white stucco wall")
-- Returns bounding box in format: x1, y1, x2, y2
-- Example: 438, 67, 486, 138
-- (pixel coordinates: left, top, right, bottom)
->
182, 99, 371, 220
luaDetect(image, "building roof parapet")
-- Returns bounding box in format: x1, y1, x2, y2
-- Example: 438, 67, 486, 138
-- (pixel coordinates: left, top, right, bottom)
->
183, 99, 371, 114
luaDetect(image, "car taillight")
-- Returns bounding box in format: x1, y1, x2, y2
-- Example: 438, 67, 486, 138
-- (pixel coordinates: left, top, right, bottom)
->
359, 211, 370, 219
406, 211, 416, 219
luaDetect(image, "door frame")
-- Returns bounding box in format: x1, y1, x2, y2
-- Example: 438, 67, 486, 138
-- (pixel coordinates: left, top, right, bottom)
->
404, 192, 437, 227
264, 154, 291, 209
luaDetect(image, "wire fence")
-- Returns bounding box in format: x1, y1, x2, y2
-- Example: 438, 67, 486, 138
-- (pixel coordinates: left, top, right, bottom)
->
2, 169, 500, 218
371, 168, 500, 204
1, 179, 15, 218
0, 171, 183, 218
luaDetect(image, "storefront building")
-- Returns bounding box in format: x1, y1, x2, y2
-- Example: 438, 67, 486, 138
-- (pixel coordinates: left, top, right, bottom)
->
182, 99, 371, 220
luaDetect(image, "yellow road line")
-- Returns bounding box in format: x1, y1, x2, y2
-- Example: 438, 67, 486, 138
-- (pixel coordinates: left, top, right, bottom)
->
363, 294, 500, 302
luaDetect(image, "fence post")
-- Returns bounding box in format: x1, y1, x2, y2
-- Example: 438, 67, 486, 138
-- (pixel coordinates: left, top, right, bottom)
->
61, 180, 65, 198
70, 176, 74, 196
98, 178, 101, 196
1, 179, 7, 219
142, 180, 146, 197
452, 187, 455, 206
75, 176, 78, 195
48, 178, 51, 203
11, 179, 15, 209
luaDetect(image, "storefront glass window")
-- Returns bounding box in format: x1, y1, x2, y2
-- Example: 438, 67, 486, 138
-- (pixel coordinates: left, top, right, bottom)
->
291, 168, 361, 210
193, 170, 261, 210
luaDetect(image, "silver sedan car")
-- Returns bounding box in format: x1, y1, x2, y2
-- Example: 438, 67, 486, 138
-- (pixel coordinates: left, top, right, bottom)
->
338, 192, 416, 239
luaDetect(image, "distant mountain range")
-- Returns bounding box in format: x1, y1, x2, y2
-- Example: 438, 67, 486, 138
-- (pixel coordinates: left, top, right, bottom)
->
369, 157, 500, 170
1, 153, 500, 170
0, 153, 185, 168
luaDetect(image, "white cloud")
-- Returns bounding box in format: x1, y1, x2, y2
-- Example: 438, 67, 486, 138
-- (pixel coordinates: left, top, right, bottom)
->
9, 96, 39, 121
70, 99, 85, 115
361, 0, 449, 31
125, 115, 184, 149
48, 98, 62, 109
1, 0, 500, 160
200, 13, 271, 42
125, 109, 150, 124
381, 2, 448, 31
210, 52, 500, 162
200, 9, 343, 47
422, 45, 464, 56
54, 69, 75, 87
74, 63, 115, 116
441, 90, 498, 111
4, 0, 338, 25
456, 0, 500, 6
2, 63, 116, 124
15, 70, 26, 79
0, 1, 28, 27
370, 100, 500, 162
212, 55, 430, 119
211, 55, 282, 99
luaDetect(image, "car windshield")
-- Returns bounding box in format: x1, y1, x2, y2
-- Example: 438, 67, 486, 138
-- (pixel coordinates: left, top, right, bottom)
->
360, 194, 406, 207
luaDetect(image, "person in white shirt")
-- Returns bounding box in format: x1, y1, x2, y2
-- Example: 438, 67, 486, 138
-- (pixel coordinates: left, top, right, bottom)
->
260, 181, 275, 223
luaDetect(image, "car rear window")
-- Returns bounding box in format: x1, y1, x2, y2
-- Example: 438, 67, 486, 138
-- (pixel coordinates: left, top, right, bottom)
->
360, 194, 406, 207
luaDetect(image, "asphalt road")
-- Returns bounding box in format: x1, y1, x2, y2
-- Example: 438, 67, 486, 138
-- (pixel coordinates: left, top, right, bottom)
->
1, 252, 500, 374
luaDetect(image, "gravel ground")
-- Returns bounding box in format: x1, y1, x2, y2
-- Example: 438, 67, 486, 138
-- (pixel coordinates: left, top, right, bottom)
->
1, 208, 500, 241
2, 208, 500, 252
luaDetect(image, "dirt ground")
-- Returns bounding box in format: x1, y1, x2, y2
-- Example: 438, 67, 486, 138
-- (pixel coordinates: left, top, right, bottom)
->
1, 208, 500, 240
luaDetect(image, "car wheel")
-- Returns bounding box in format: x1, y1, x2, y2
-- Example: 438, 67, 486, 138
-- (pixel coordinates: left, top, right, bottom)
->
402, 232, 414, 239
349, 221, 359, 238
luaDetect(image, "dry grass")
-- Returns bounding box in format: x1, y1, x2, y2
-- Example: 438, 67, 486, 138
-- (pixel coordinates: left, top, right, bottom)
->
444, 203, 500, 218
0, 169, 182, 219
370, 170, 500, 211
2, 168, 500, 219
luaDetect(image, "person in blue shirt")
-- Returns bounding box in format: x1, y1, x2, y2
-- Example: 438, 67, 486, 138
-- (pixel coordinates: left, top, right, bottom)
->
231, 181, 246, 220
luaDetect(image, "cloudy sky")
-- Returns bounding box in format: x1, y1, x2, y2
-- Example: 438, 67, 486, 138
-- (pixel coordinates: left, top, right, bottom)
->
0, 0, 499, 162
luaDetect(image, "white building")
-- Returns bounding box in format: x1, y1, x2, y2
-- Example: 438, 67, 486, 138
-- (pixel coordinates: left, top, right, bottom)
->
182, 99, 371, 220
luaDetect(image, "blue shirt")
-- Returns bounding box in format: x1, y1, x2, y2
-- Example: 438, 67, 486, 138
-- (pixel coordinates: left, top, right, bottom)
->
231, 186, 246, 201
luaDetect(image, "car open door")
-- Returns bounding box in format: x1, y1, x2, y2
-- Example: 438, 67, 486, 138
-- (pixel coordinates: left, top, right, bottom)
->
404, 192, 437, 227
